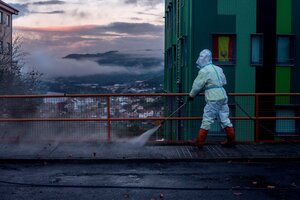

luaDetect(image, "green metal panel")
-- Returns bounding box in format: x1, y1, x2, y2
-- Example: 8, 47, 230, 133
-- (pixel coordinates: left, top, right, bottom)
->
185, 0, 238, 139
291, 0, 300, 133
275, 0, 291, 104
218, 0, 256, 141
188, 0, 217, 138
191, 0, 236, 94
164, 0, 177, 139
277, 0, 292, 34
164, 0, 299, 141
218, 0, 256, 93
291, 0, 300, 94
184, 0, 195, 140
275, 67, 291, 104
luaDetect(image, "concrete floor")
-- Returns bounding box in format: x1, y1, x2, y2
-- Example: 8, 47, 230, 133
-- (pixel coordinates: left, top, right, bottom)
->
1, 142, 300, 161
1, 160, 300, 200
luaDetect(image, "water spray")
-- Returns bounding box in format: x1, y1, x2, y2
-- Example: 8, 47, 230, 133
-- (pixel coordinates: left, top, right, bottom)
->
128, 101, 187, 147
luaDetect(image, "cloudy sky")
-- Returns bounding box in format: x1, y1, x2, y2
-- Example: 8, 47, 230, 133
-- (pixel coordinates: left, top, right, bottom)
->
6, 0, 164, 78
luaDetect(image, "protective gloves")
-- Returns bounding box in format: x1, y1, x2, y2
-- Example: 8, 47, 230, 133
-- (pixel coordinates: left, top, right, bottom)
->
187, 96, 194, 101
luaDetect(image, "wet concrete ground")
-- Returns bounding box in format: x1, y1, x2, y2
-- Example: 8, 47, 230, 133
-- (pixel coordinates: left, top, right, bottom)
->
1, 143, 300, 199
1, 160, 300, 200
1, 143, 300, 161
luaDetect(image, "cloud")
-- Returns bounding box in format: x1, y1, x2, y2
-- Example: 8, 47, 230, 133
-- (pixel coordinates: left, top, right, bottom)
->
31, 0, 65, 5
104, 22, 163, 35
31, 10, 65, 14
15, 22, 164, 41
64, 50, 163, 69
15, 22, 164, 78
26, 49, 163, 78
25, 49, 121, 78
130, 17, 142, 21
123, 0, 163, 7
8, 0, 164, 81
8, 3, 29, 17
10, 0, 164, 28
8, 1, 66, 17
136, 11, 163, 17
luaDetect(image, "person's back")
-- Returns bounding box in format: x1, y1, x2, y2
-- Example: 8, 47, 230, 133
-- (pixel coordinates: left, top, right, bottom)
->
189, 49, 228, 101
200, 63, 227, 101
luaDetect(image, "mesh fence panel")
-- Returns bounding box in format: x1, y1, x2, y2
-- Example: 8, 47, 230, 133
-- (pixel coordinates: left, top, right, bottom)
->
0, 94, 299, 144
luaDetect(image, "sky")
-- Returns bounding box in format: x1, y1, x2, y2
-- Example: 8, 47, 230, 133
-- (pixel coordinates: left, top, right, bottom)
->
6, 0, 165, 79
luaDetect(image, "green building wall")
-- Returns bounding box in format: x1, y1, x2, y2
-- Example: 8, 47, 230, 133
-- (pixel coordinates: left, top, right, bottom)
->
164, 0, 299, 141
217, 0, 257, 141
276, 0, 291, 105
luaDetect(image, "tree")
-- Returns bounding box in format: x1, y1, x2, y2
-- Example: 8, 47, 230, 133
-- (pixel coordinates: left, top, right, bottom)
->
0, 32, 43, 95
0, 32, 43, 117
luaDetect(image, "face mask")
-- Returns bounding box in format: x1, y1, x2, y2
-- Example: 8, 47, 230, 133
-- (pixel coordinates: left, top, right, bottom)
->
196, 57, 203, 69
196, 49, 212, 68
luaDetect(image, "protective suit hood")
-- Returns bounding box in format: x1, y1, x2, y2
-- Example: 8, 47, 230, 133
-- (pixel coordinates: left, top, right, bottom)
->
196, 49, 212, 69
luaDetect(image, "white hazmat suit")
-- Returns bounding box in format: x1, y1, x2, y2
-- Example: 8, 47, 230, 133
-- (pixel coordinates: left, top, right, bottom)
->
188, 49, 235, 148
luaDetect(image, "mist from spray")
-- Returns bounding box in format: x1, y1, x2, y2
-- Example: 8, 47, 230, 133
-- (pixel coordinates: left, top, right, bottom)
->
0, 123, 163, 159
125, 125, 161, 147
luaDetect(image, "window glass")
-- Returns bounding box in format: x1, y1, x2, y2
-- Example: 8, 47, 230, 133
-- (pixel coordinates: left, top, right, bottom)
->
6, 14, 10, 26
276, 109, 296, 136
0, 41, 3, 53
0, 11, 3, 24
277, 35, 295, 66
277, 37, 290, 63
251, 34, 263, 65
6, 42, 11, 55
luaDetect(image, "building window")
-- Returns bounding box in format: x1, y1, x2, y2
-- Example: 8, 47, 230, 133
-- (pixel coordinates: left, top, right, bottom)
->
6, 14, 10, 26
180, 37, 188, 67
212, 34, 236, 65
250, 34, 263, 66
0, 11, 3, 24
276, 35, 295, 66
0, 41, 3, 53
6, 42, 11, 55
276, 109, 296, 136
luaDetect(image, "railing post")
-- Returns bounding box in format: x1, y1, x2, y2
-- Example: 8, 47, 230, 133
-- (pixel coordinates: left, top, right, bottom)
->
255, 94, 259, 143
106, 96, 111, 143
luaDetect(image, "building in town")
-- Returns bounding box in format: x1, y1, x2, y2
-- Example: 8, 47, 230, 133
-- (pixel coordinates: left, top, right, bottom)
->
164, 0, 300, 141
0, 0, 19, 59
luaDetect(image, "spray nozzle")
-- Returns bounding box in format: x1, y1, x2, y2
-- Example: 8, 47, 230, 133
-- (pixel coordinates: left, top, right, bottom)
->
154, 120, 164, 126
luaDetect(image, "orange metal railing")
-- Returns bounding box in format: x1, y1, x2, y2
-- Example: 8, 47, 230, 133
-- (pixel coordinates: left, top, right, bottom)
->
0, 93, 299, 144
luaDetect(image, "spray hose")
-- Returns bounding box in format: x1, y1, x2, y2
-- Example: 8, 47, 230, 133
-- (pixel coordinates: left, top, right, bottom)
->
159, 101, 187, 125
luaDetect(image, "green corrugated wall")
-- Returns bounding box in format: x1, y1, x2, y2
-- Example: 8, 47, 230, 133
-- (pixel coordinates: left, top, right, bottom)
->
186, 0, 238, 139
164, 0, 299, 141
276, 0, 292, 104
165, 0, 257, 141
218, 0, 256, 141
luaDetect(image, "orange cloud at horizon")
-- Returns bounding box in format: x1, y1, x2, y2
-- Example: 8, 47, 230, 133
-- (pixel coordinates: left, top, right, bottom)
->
15, 25, 98, 32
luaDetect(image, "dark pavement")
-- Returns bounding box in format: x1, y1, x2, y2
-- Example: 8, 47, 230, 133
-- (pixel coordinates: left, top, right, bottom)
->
1, 142, 300, 162
1, 143, 300, 199
1, 159, 300, 200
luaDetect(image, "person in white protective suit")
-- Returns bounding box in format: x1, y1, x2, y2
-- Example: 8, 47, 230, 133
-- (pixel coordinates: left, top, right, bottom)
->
187, 49, 236, 148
